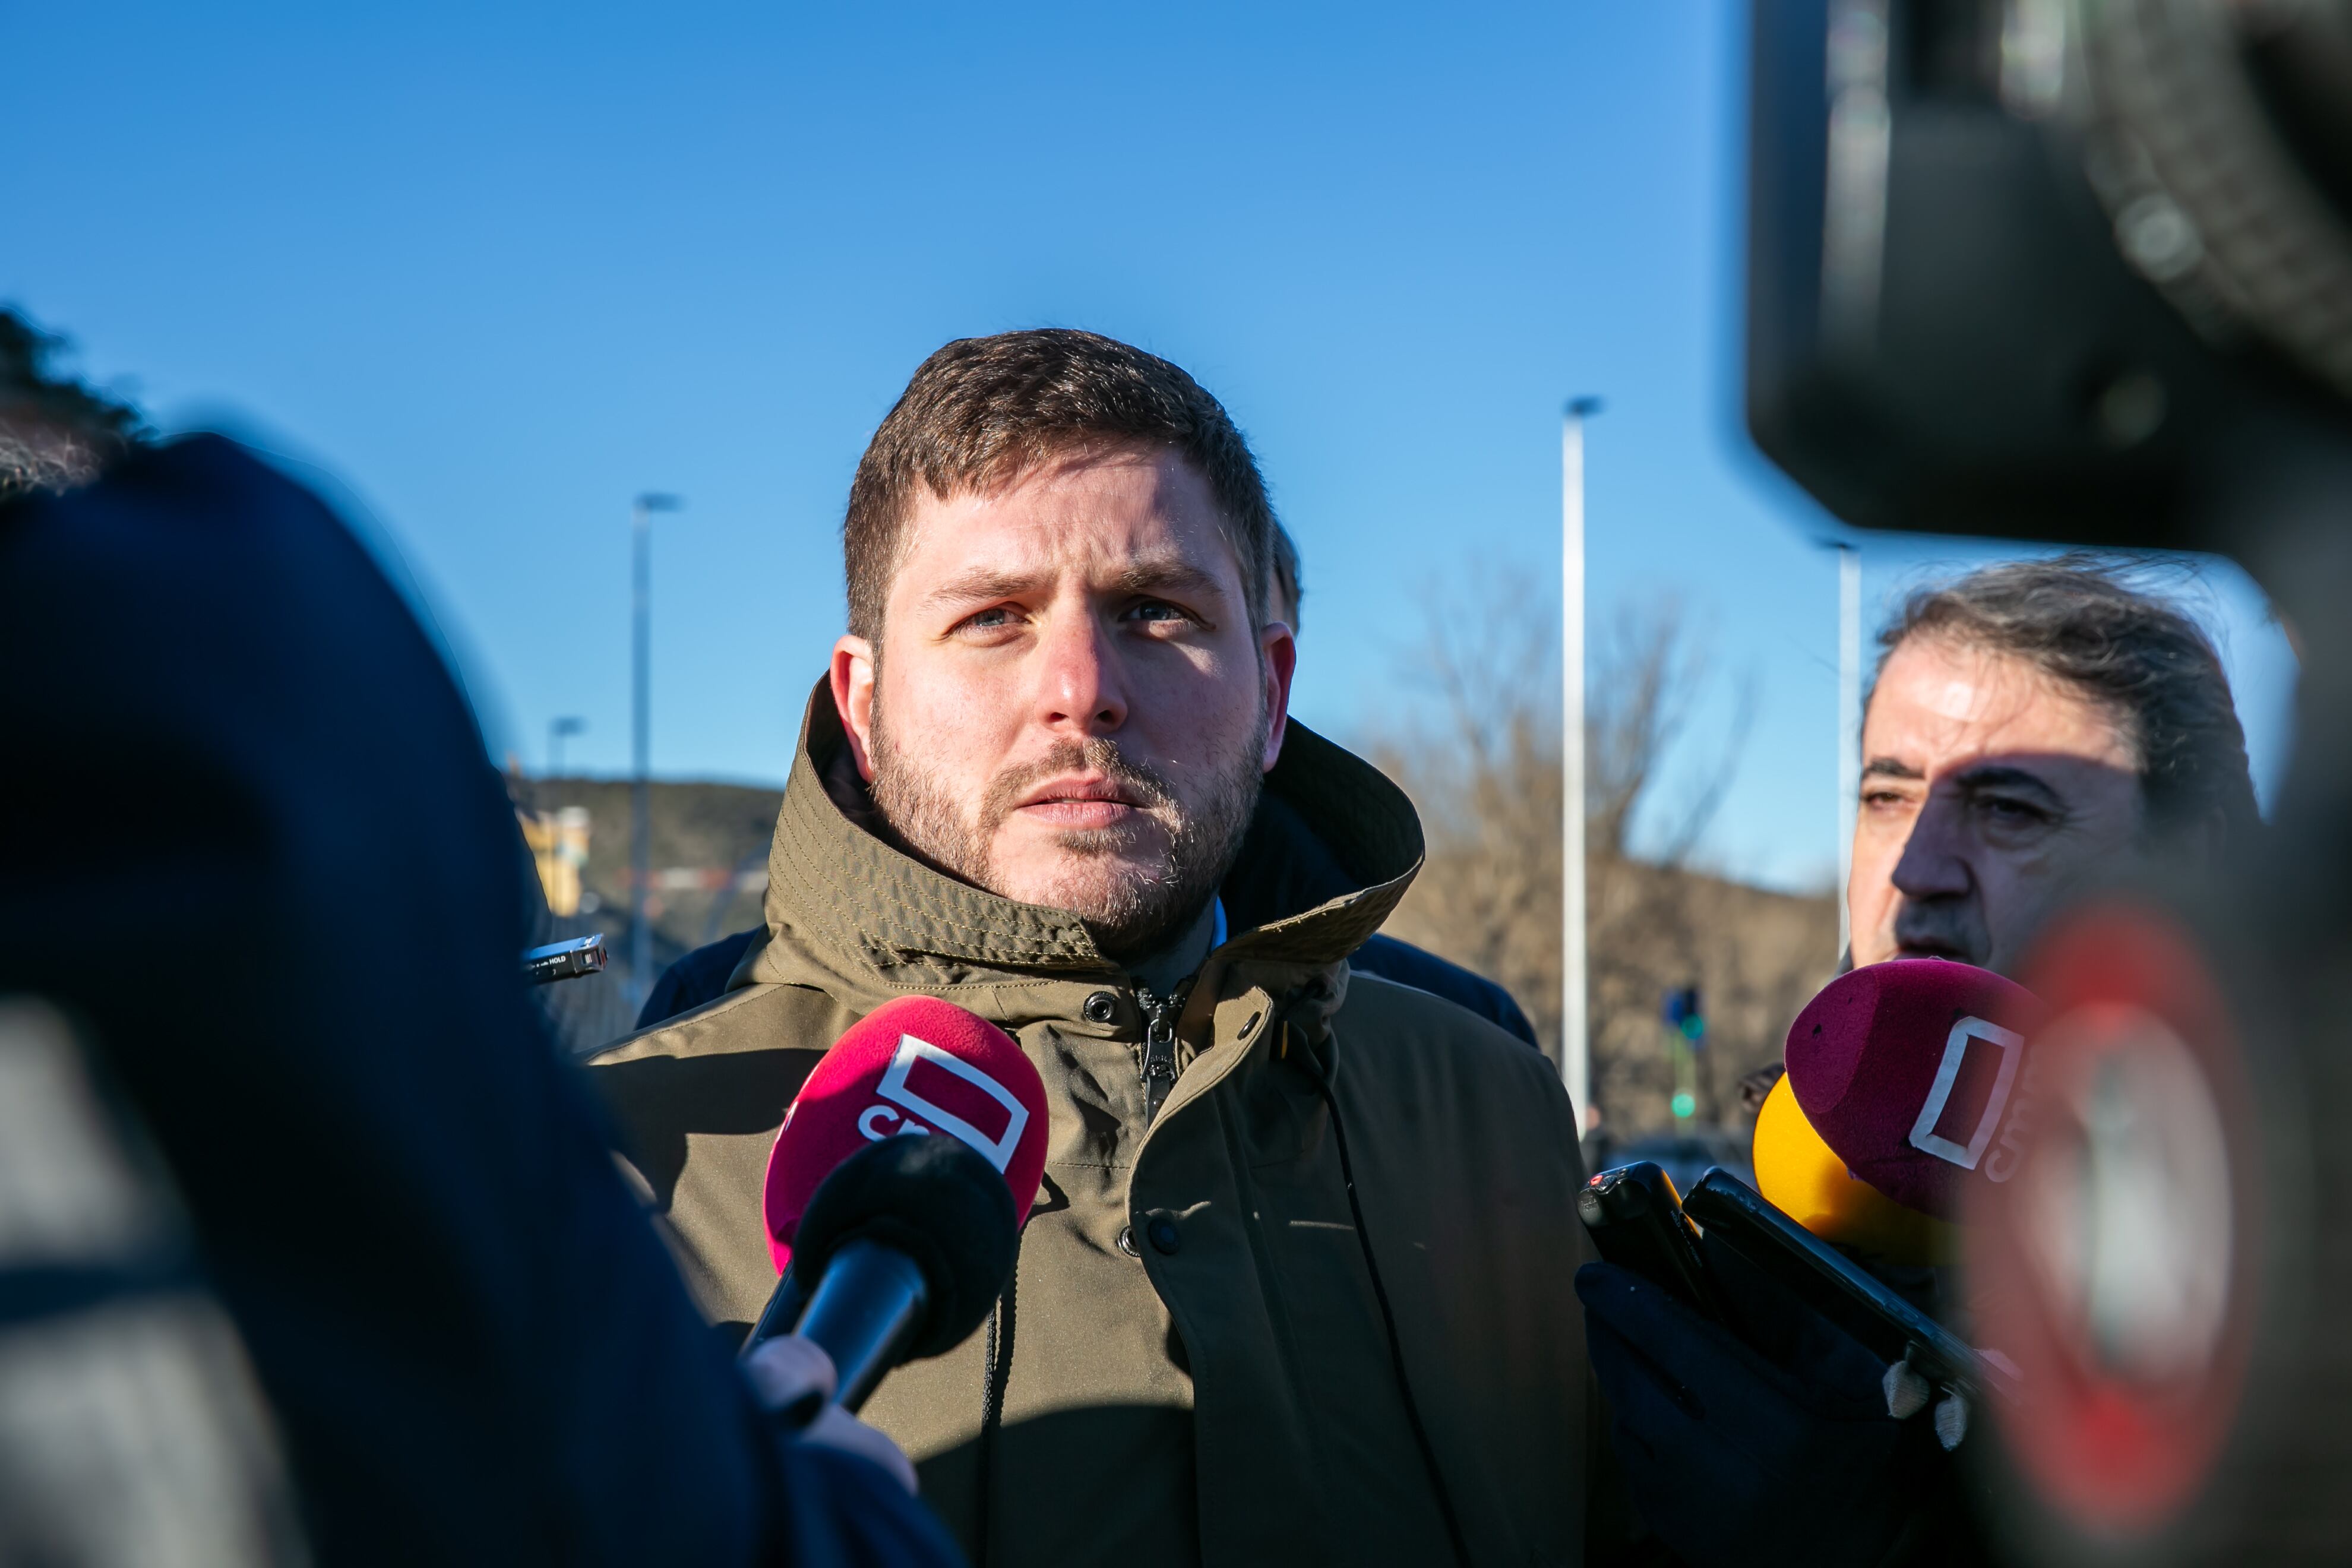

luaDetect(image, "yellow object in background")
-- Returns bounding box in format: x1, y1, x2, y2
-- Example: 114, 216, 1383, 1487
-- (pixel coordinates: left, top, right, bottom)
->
1752, 1073, 1958, 1267
518, 806, 593, 918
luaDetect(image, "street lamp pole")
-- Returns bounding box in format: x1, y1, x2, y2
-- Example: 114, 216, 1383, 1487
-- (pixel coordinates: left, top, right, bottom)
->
1835, 542, 1861, 964
549, 715, 585, 777
1562, 397, 1602, 1129
631, 492, 683, 1005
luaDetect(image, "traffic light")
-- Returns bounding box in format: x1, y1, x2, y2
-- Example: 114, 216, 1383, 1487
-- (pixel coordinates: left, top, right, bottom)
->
1662, 987, 1706, 1128
1662, 986, 1705, 1047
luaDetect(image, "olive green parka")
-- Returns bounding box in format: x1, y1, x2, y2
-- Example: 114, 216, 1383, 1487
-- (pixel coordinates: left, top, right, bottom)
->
589, 689, 1593, 1567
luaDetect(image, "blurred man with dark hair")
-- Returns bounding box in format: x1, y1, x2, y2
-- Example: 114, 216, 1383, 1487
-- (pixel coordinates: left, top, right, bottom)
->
0, 312, 144, 502
593, 328, 1592, 1568
0, 309, 952, 1566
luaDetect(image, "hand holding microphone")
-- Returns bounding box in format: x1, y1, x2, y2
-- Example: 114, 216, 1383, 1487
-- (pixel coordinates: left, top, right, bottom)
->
742, 1335, 919, 1494
742, 997, 1051, 1423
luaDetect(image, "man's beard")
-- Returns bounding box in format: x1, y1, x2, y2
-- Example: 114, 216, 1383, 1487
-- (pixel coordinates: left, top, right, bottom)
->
869, 701, 1267, 960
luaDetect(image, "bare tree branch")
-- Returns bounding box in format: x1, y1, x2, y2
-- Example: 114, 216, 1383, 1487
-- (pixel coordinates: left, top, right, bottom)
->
1366, 563, 1833, 1139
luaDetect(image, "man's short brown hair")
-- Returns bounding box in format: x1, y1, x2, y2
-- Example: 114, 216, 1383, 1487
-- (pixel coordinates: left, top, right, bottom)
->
843, 329, 1276, 641
1876, 555, 2262, 842
1269, 520, 1304, 634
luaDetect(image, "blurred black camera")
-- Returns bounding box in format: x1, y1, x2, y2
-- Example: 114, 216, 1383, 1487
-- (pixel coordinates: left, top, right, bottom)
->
1749, 0, 2352, 557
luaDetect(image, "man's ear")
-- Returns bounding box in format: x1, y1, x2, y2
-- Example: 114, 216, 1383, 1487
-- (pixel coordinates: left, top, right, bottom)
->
830, 635, 880, 782
1259, 620, 1297, 773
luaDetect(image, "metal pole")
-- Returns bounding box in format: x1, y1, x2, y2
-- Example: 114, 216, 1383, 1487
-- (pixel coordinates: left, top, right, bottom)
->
549, 716, 583, 777
628, 494, 682, 1004
1562, 398, 1601, 1126
1836, 543, 1862, 965
631, 499, 652, 1004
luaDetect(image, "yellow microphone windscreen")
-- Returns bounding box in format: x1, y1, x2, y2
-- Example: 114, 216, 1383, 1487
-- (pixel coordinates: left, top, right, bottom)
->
1752, 1072, 1957, 1267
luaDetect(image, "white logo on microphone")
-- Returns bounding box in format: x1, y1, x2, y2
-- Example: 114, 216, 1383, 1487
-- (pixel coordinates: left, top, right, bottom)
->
1908, 1014, 2025, 1169
855, 1033, 1029, 1173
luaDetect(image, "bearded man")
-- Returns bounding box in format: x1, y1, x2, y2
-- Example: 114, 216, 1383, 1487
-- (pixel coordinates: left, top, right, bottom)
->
589, 330, 1592, 1567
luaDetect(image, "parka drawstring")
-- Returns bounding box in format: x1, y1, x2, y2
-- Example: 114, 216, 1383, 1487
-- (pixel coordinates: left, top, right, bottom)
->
972, 1240, 1020, 1568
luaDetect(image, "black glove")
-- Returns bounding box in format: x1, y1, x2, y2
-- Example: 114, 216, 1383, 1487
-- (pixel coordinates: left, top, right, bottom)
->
1577, 1232, 1954, 1568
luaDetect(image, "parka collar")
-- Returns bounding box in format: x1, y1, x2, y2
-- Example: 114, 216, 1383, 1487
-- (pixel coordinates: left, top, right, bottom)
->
757, 681, 1425, 986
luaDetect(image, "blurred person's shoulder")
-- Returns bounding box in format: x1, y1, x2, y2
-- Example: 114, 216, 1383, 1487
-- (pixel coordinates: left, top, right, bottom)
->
1349, 931, 1539, 1047
1335, 969, 1567, 1104
592, 975, 837, 1064
1329, 973, 1586, 1196
635, 927, 762, 1031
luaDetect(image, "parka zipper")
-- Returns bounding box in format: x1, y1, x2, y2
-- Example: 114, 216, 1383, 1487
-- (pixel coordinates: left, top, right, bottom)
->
1136, 981, 1189, 1125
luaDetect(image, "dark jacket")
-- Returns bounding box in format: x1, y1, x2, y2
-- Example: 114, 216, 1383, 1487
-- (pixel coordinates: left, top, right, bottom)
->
639, 930, 1538, 1049
590, 688, 1594, 1568
0, 437, 957, 1567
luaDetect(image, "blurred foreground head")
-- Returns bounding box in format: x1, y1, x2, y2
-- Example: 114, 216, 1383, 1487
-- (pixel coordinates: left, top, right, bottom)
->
1847, 556, 2255, 973
0, 312, 143, 503
829, 328, 1296, 959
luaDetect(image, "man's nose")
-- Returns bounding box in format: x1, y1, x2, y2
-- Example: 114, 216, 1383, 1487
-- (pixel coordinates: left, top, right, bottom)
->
1890, 798, 1972, 902
1032, 609, 1128, 736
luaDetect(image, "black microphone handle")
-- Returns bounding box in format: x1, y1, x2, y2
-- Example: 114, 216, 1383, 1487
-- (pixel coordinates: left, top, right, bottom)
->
743, 1269, 810, 1356
791, 1237, 930, 1414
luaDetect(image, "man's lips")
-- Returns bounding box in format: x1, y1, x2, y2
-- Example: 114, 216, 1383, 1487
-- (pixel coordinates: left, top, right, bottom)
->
1012, 774, 1147, 826
1014, 773, 1144, 808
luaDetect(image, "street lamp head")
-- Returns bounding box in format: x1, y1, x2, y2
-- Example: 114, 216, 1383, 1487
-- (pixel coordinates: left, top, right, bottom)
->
1565, 396, 1605, 419
636, 492, 684, 513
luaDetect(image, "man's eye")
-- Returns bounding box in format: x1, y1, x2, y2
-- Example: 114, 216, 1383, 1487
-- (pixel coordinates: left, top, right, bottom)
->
1980, 795, 2050, 824
1126, 600, 1193, 627
958, 606, 1017, 632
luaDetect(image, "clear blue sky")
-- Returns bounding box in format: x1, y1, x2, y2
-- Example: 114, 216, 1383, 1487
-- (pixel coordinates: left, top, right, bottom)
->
6, 1, 2295, 890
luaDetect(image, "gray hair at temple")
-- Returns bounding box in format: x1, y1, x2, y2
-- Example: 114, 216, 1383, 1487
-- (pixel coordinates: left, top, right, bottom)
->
0, 312, 144, 504
1876, 554, 2262, 845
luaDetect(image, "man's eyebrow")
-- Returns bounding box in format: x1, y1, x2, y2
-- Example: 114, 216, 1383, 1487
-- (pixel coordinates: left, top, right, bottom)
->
1861, 757, 1924, 780
920, 565, 1044, 610
1950, 763, 2065, 805
1111, 559, 1227, 603
918, 557, 1231, 611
